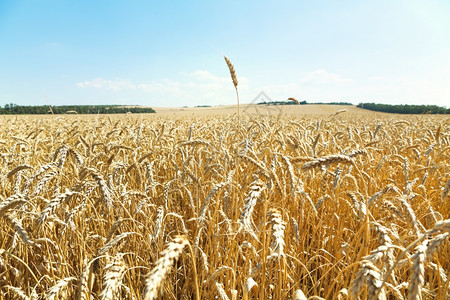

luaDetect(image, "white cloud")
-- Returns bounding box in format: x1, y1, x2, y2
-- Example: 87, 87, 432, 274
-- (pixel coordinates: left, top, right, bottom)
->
189, 70, 225, 82
76, 70, 250, 105
375, 71, 450, 106
76, 78, 136, 91
137, 79, 181, 93
301, 69, 353, 85
243, 70, 354, 103
74, 68, 450, 107
263, 83, 300, 94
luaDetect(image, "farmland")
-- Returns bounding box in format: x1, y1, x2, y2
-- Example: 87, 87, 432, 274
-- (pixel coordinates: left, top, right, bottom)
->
0, 107, 449, 299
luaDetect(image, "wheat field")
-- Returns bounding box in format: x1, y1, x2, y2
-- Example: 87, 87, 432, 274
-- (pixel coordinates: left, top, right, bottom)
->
0, 111, 449, 299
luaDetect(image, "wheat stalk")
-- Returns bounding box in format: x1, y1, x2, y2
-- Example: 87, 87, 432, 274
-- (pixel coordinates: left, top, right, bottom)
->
224, 56, 240, 129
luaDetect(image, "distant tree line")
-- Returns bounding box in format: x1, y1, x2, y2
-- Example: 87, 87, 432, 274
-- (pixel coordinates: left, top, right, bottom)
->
0, 104, 155, 114
357, 103, 450, 114
257, 100, 352, 106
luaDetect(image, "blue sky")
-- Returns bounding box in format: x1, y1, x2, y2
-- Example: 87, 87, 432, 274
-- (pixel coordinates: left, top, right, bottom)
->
1, 0, 449, 107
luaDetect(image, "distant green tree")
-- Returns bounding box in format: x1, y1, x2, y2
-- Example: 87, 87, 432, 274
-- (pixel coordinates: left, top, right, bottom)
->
0, 104, 156, 115
357, 103, 449, 114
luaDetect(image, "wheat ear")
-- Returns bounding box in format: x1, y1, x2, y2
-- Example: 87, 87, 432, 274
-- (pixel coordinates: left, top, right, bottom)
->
301, 154, 354, 170
46, 277, 77, 300
407, 240, 427, 300
99, 254, 127, 300
224, 56, 239, 128
143, 236, 189, 300
349, 260, 386, 299
293, 289, 307, 300
268, 208, 286, 257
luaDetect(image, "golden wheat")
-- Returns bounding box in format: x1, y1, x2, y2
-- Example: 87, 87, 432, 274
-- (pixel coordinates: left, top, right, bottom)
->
0, 112, 448, 299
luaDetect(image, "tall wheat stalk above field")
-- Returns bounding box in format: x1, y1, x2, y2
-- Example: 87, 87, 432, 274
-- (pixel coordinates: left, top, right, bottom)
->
224, 56, 240, 128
